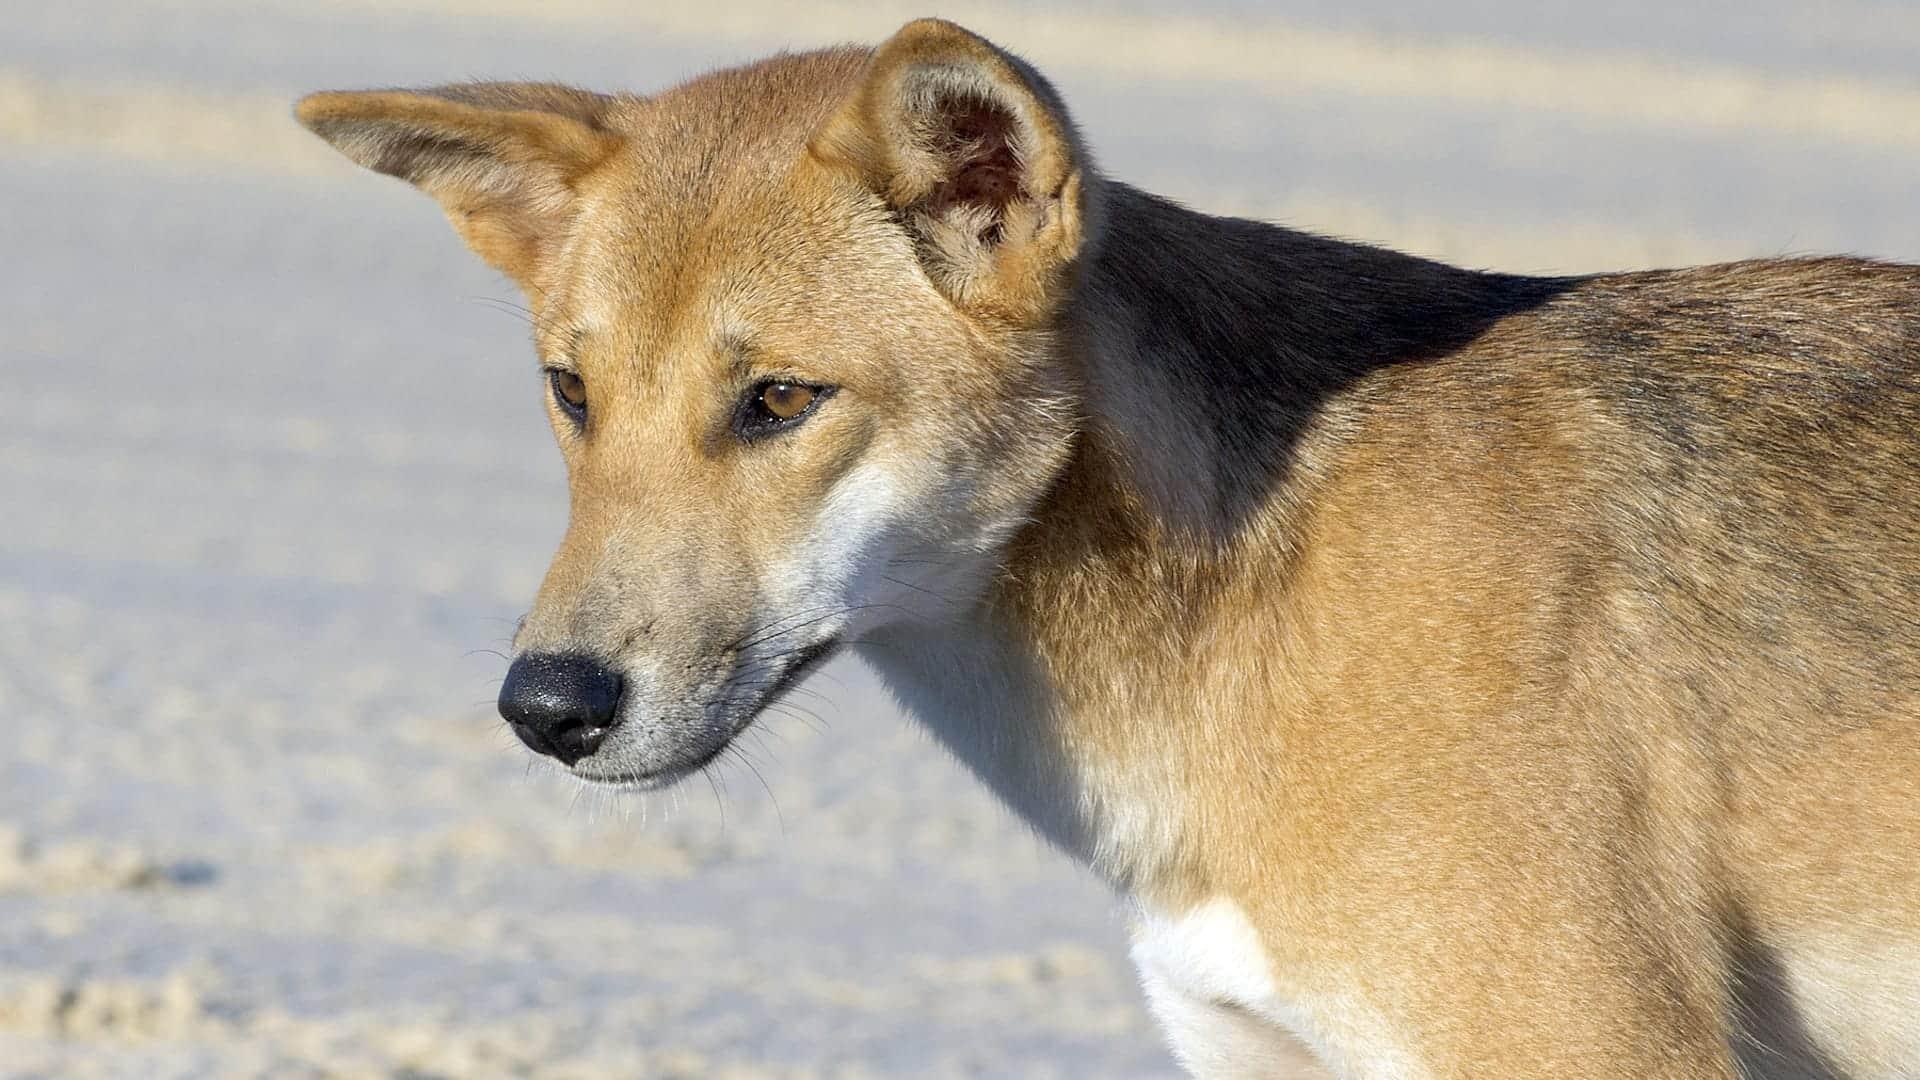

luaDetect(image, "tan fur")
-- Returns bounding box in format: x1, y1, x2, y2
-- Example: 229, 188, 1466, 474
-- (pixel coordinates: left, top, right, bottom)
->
297, 18, 1920, 1078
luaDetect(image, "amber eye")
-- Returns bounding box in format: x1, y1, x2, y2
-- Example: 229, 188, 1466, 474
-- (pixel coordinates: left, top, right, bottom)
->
734, 380, 831, 440
760, 382, 816, 420
548, 368, 587, 421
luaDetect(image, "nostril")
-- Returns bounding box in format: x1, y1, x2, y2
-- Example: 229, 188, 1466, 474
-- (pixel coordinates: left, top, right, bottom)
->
508, 719, 557, 759
548, 720, 611, 764
498, 652, 624, 766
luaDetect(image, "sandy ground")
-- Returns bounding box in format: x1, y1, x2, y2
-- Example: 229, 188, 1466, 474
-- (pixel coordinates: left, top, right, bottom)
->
3, 3, 1918, 1077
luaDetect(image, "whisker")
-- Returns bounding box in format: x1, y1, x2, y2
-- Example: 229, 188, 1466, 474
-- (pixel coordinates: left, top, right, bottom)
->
880, 574, 959, 607
724, 743, 785, 836
763, 703, 828, 736
702, 765, 728, 831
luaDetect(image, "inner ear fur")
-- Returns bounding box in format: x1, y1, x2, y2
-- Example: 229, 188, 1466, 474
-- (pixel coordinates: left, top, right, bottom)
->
813, 19, 1090, 323
295, 83, 622, 289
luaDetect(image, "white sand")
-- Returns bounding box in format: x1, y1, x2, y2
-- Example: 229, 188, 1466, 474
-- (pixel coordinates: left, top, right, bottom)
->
3, 2, 1918, 1076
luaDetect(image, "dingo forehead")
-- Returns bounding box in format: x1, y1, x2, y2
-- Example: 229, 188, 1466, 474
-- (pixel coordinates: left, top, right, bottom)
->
534, 48, 915, 374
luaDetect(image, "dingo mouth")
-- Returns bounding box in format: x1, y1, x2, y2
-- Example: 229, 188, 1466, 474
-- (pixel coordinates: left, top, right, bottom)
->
570, 636, 840, 790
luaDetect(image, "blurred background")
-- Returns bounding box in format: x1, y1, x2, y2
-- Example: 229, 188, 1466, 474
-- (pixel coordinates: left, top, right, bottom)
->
3, 2, 1918, 1076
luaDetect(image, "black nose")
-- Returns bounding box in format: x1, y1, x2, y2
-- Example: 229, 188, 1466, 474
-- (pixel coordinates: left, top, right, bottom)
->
498, 653, 623, 766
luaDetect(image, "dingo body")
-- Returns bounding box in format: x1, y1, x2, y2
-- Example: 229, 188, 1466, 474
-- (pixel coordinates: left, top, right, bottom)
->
300, 21, 1920, 1077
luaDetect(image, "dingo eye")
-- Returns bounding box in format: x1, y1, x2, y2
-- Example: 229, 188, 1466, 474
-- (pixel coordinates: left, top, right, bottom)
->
761, 383, 815, 420
548, 368, 587, 422
735, 381, 830, 439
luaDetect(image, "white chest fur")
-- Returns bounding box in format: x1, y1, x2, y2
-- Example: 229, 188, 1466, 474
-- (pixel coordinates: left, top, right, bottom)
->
1131, 898, 1319, 1078
1132, 899, 1285, 1018
1130, 899, 1422, 1080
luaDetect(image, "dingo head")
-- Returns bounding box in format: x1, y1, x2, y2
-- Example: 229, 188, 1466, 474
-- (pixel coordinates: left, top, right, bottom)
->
299, 20, 1090, 786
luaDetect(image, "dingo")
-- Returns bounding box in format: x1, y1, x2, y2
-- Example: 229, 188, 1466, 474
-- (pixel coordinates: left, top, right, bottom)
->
298, 19, 1920, 1077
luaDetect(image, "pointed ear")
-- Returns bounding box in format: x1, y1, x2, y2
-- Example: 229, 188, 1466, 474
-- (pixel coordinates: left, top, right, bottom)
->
812, 19, 1091, 324
295, 83, 622, 290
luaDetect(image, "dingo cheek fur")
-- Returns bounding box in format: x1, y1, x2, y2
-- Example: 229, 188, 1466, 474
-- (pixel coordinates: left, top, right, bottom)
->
298, 19, 1920, 1078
